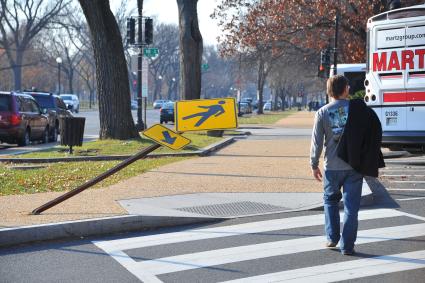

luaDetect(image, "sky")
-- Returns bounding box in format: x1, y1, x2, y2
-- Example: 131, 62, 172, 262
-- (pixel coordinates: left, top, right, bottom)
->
111, 0, 222, 46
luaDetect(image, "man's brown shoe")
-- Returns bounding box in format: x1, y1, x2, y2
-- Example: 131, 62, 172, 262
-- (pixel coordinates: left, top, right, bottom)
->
326, 242, 337, 248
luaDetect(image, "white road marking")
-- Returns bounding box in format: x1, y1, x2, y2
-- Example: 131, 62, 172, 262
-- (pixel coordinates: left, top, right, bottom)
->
392, 181, 425, 184
93, 209, 425, 282
381, 175, 425, 178
396, 197, 425, 201
220, 250, 425, 283
381, 167, 425, 171
387, 188, 425, 191
136, 223, 425, 275
94, 209, 404, 252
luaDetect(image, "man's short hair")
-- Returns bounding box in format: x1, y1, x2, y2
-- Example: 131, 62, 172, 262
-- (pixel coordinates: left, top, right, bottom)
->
327, 75, 349, 98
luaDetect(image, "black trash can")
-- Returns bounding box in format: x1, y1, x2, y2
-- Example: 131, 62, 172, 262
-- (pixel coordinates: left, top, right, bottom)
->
59, 117, 85, 153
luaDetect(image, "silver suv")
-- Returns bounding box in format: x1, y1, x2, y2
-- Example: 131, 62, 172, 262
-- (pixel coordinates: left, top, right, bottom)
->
60, 94, 80, 113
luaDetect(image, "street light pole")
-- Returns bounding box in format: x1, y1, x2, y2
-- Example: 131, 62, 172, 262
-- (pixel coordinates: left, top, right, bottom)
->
333, 12, 339, 77
136, 0, 145, 131
56, 57, 62, 94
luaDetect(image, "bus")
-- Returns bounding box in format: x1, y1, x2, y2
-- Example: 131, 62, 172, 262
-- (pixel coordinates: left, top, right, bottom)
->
330, 63, 366, 95
364, 4, 425, 150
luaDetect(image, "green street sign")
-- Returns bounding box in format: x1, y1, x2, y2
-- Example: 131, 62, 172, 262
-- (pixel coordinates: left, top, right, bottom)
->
143, 48, 159, 58
201, 63, 209, 71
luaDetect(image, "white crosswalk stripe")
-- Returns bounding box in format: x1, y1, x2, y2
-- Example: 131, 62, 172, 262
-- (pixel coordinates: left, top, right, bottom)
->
94, 208, 404, 252
93, 209, 425, 282
220, 250, 425, 283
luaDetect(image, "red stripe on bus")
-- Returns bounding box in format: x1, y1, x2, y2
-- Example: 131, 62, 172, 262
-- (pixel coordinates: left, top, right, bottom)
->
410, 74, 425, 78
407, 92, 425, 102
384, 92, 425, 102
380, 75, 402, 79
383, 92, 406, 102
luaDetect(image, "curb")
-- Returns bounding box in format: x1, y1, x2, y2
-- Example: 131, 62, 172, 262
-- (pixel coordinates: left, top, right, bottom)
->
0, 182, 374, 248
0, 137, 236, 164
0, 215, 222, 248
382, 151, 410, 159
385, 159, 425, 166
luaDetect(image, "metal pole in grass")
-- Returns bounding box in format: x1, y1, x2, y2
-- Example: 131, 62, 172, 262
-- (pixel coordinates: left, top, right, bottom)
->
31, 143, 161, 215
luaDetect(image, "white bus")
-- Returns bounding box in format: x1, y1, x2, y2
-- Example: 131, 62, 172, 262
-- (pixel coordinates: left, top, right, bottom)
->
330, 63, 366, 95
364, 4, 425, 149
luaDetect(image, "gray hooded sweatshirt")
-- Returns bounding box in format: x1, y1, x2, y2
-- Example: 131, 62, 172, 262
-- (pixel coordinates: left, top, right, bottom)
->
310, 99, 353, 171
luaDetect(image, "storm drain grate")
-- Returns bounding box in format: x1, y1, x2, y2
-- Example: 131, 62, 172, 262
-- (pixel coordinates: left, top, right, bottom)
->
175, 201, 287, 217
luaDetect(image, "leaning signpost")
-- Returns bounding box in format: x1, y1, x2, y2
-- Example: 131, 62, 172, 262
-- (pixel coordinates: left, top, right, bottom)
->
32, 98, 238, 215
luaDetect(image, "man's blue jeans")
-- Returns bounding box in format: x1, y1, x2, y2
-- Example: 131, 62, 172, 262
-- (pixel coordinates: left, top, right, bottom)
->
323, 169, 363, 252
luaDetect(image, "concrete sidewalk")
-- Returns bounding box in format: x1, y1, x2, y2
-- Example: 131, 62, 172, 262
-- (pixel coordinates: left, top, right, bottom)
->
0, 111, 374, 246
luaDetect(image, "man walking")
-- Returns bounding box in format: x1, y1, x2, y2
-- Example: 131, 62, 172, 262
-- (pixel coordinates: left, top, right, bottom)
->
310, 75, 362, 256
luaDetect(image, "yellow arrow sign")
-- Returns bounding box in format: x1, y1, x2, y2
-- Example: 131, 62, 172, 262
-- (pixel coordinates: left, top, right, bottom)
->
143, 124, 191, 150
175, 98, 238, 132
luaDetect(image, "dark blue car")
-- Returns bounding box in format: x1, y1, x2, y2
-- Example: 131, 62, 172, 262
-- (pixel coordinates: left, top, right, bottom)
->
160, 102, 174, 124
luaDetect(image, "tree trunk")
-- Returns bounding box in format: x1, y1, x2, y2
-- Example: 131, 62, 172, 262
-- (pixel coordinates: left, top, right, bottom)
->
177, 0, 203, 100
13, 53, 23, 91
256, 56, 265, 114
78, 0, 138, 139
273, 89, 279, 111
68, 68, 74, 94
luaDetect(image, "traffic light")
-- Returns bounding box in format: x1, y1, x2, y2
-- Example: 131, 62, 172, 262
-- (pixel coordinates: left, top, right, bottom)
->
127, 18, 135, 44
318, 50, 327, 78
145, 18, 153, 45
318, 48, 331, 78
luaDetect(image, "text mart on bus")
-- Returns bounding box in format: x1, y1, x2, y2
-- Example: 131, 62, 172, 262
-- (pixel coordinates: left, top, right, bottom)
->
365, 3, 425, 150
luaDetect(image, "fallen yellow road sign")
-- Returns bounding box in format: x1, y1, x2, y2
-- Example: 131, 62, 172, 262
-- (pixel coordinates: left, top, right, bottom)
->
143, 124, 191, 150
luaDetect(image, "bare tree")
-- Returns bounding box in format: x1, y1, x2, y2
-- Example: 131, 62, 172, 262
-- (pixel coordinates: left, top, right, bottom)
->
177, 0, 203, 100
148, 23, 179, 101
0, 0, 69, 90
201, 46, 236, 99
78, 0, 138, 139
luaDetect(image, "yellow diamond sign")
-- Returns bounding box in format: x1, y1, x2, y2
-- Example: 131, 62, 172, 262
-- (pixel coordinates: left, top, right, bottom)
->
175, 98, 238, 132
143, 124, 191, 150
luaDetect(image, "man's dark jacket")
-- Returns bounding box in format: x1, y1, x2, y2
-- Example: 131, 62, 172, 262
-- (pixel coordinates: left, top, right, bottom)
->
337, 99, 385, 177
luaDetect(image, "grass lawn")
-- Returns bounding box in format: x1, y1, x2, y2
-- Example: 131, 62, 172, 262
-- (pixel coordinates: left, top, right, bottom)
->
13, 132, 222, 159
0, 132, 223, 196
238, 110, 296, 125
0, 157, 186, 196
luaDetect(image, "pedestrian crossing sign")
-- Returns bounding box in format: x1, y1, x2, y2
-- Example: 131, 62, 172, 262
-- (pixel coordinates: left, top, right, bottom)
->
143, 124, 191, 150
175, 98, 238, 132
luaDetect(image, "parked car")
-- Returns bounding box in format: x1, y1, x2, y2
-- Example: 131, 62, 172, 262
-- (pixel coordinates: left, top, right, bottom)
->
237, 102, 252, 116
239, 99, 253, 113
263, 101, 272, 111
131, 100, 138, 110
0, 91, 50, 146
60, 94, 80, 113
153, 99, 169, 109
241, 97, 253, 104
160, 102, 175, 124
24, 91, 73, 142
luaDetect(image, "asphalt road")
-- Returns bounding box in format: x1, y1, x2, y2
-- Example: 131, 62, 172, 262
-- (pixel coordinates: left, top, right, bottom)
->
74, 109, 162, 136
0, 109, 163, 155
1, 155, 425, 283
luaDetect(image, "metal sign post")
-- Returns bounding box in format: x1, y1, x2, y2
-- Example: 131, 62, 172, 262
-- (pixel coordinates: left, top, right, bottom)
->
31, 143, 160, 215
32, 124, 190, 215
